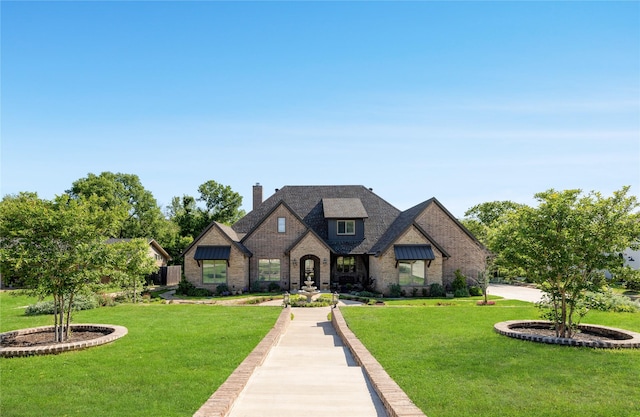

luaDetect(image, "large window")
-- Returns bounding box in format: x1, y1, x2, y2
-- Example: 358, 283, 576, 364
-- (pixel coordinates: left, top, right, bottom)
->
399, 260, 425, 286
203, 260, 227, 284
337, 256, 355, 273
277, 217, 286, 233
337, 220, 355, 235
258, 259, 281, 281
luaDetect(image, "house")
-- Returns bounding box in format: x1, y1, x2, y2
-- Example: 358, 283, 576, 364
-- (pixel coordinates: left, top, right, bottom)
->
106, 238, 171, 267
105, 238, 180, 286
182, 184, 488, 296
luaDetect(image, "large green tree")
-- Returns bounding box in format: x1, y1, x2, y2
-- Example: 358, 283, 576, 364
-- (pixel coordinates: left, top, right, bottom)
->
0, 193, 113, 342
461, 200, 523, 245
490, 187, 640, 338
167, 180, 245, 242
68, 172, 168, 240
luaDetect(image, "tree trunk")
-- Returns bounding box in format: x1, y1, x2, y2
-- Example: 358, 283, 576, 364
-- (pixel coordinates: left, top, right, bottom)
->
64, 293, 74, 342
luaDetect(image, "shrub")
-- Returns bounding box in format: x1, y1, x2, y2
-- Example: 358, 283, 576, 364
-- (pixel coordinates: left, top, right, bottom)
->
176, 278, 213, 297
215, 283, 230, 296
267, 282, 281, 293
411, 287, 419, 297
429, 283, 445, 298
469, 286, 483, 296
176, 277, 196, 296
454, 288, 470, 298
452, 269, 468, 292
250, 280, 263, 293
422, 288, 428, 297
356, 291, 380, 298
584, 290, 640, 313
25, 294, 98, 316
388, 284, 403, 298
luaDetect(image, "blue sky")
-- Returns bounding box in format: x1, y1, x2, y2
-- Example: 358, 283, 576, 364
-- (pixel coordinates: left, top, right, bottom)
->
2, 1, 638, 217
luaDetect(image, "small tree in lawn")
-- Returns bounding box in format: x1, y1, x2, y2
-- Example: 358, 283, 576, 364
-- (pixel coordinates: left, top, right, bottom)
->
490, 187, 640, 338
107, 239, 157, 303
0, 193, 113, 342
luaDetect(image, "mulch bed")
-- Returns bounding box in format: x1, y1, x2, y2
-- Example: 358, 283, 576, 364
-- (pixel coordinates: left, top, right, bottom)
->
512, 326, 617, 343
1, 329, 110, 348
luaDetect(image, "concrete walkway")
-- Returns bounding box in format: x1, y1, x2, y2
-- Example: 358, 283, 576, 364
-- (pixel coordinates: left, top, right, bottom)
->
487, 283, 544, 303
226, 307, 387, 417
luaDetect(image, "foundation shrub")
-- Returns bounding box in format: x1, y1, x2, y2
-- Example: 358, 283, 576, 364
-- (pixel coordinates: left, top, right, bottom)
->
215, 283, 230, 296
388, 284, 403, 298
429, 283, 445, 298
267, 282, 281, 292
469, 286, 483, 296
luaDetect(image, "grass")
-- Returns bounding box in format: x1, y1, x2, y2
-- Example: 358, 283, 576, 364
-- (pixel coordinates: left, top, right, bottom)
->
341, 300, 640, 417
0, 291, 281, 417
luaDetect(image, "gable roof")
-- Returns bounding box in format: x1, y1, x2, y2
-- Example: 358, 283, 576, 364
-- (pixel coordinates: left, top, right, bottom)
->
182, 221, 252, 258
370, 199, 451, 257
233, 185, 400, 254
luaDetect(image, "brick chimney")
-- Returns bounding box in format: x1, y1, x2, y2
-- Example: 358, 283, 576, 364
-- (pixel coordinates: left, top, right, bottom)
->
253, 183, 263, 210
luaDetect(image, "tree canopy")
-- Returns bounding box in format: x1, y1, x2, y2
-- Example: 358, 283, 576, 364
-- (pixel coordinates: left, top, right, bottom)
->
167, 180, 245, 242
489, 187, 640, 337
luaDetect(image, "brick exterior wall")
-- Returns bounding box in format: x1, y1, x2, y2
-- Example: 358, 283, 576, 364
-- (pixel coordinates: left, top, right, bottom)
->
289, 232, 331, 291
371, 225, 444, 296
241, 204, 308, 290
416, 203, 487, 286
183, 225, 249, 292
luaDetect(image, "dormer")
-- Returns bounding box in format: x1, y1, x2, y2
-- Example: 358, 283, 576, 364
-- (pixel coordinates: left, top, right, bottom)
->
322, 198, 368, 241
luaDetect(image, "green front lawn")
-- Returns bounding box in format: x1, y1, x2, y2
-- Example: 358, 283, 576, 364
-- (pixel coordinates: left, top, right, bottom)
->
0, 291, 281, 417
341, 302, 640, 417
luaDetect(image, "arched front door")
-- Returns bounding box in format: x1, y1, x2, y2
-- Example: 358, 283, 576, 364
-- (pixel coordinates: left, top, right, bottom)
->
300, 255, 320, 288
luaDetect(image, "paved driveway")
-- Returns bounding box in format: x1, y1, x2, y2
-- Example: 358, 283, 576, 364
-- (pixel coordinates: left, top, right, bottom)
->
487, 284, 544, 303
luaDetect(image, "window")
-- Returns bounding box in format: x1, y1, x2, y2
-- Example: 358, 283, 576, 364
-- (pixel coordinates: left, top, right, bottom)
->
258, 259, 281, 281
277, 217, 286, 233
337, 256, 355, 273
203, 260, 227, 284
399, 260, 425, 286
337, 220, 355, 235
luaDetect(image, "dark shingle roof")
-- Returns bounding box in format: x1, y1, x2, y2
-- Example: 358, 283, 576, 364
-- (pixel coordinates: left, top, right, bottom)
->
233, 185, 400, 254
322, 198, 368, 219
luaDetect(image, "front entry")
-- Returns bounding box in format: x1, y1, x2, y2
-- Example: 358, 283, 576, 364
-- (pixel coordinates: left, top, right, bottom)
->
300, 255, 320, 288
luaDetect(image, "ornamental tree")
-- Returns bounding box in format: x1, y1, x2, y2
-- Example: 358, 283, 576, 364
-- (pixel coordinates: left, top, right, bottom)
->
0, 193, 114, 342
490, 187, 640, 338
106, 238, 157, 303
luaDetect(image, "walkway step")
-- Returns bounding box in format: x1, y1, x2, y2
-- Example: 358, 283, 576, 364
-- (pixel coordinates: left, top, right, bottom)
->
226, 306, 387, 417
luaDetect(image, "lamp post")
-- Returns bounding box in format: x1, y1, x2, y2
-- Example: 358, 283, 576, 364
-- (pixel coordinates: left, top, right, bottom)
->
283, 292, 290, 308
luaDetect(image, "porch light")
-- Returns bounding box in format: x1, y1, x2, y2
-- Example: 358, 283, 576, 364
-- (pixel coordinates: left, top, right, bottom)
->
292, 258, 298, 266
332, 292, 339, 308
283, 292, 290, 308
323, 258, 328, 265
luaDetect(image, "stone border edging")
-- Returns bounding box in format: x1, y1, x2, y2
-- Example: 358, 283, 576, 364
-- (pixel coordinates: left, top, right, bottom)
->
332, 307, 427, 417
494, 320, 640, 348
193, 307, 291, 417
0, 324, 128, 358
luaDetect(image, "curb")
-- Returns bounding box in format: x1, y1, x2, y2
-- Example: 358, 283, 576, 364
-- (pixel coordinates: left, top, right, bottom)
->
0, 324, 128, 358
331, 307, 426, 417
193, 307, 291, 417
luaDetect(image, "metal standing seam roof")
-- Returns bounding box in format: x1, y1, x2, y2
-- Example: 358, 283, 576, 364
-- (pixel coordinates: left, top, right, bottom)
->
193, 246, 231, 260
394, 244, 436, 260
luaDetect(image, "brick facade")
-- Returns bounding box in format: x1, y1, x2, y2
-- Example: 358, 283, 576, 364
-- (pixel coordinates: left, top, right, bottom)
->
183, 224, 249, 293
417, 203, 487, 286
242, 203, 307, 290
372, 225, 444, 295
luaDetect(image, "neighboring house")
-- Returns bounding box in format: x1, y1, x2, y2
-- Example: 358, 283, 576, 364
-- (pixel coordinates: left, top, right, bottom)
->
183, 184, 488, 296
106, 238, 171, 267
